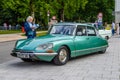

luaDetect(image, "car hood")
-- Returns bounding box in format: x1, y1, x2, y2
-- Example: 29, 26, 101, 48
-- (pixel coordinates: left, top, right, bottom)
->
16, 34, 74, 50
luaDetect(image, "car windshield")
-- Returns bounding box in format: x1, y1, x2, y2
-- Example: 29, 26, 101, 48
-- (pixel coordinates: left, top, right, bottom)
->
49, 25, 76, 35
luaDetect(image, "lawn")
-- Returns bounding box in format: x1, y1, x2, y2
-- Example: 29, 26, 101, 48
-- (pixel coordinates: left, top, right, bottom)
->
0, 30, 21, 34
21, 31, 47, 37
37, 31, 47, 37
0, 30, 47, 36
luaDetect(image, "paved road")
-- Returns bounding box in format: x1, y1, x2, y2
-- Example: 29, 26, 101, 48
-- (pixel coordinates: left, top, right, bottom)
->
0, 36, 120, 80
0, 41, 16, 64
0, 34, 26, 42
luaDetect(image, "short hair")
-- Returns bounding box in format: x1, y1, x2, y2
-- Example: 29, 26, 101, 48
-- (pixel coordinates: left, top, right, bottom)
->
26, 16, 33, 22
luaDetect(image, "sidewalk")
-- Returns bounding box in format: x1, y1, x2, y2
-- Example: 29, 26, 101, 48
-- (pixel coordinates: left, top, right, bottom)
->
0, 31, 47, 42
0, 33, 26, 42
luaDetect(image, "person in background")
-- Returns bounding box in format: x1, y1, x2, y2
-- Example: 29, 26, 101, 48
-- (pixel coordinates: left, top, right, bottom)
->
3, 23, 7, 30
24, 16, 37, 39
119, 23, 120, 35
104, 22, 108, 29
116, 23, 120, 35
94, 20, 98, 29
15, 24, 19, 30
9, 24, 12, 30
111, 21, 115, 36
48, 16, 58, 30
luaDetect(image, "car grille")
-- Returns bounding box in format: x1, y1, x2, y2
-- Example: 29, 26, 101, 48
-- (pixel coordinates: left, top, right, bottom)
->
15, 49, 33, 53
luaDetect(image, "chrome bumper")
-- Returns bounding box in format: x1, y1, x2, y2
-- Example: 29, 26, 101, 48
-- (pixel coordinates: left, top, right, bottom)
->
11, 49, 58, 61
11, 52, 57, 57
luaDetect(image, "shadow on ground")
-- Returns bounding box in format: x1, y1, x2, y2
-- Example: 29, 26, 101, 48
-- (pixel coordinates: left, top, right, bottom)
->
8, 51, 107, 68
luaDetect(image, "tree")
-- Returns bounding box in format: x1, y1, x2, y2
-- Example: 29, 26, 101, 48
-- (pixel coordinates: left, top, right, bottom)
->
1, 0, 31, 25
78, 0, 115, 23
0, 0, 115, 26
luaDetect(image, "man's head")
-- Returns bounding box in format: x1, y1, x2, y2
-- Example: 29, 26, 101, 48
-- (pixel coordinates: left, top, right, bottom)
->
26, 16, 33, 23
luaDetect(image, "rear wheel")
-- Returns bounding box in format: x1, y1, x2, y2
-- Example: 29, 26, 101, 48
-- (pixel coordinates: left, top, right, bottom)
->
105, 36, 109, 40
21, 58, 33, 62
53, 46, 69, 65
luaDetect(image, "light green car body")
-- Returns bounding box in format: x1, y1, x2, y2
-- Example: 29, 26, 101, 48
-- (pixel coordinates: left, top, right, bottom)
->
11, 23, 108, 62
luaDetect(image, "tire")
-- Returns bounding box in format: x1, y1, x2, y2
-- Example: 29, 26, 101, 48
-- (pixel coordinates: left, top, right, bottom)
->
105, 36, 109, 40
53, 46, 69, 65
21, 58, 33, 62
99, 49, 106, 54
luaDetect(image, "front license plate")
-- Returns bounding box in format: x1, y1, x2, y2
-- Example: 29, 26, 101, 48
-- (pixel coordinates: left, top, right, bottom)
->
17, 53, 30, 58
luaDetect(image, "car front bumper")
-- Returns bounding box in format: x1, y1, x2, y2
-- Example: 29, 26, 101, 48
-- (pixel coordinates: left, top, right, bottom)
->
11, 50, 57, 61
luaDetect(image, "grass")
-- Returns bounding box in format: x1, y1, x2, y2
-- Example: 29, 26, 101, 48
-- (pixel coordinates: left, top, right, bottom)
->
0, 30, 47, 36
37, 32, 47, 37
0, 30, 48, 38
21, 31, 48, 37
0, 30, 21, 34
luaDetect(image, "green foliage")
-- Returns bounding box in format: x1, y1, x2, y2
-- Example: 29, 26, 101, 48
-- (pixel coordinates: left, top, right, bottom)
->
79, 0, 115, 23
0, 0, 115, 26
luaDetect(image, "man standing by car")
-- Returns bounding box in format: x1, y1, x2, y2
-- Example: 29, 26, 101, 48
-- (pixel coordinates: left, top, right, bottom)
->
24, 16, 37, 39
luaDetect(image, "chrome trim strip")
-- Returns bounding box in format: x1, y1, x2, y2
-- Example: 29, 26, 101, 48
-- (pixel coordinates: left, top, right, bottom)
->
34, 53, 57, 56
72, 45, 108, 53
15, 52, 57, 56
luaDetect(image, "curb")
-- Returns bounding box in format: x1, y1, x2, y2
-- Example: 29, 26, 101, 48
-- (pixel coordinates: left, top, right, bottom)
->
0, 31, 47, 43
0, 40, 17, 43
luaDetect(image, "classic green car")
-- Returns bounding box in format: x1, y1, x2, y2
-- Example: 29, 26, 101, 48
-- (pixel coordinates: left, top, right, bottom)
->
11, 23, 108, 65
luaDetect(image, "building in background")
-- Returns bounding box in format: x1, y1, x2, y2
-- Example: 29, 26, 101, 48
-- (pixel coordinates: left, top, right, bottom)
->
115, 0, 120, 23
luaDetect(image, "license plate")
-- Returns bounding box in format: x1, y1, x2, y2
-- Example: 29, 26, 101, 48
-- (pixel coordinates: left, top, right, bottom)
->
17, 53, 30, 58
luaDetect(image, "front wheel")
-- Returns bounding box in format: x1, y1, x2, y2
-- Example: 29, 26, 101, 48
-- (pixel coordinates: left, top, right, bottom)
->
53, 46, 69, 65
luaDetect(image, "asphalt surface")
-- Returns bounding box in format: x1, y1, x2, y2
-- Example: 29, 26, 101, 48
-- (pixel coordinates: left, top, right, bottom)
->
0, 41, 16, 64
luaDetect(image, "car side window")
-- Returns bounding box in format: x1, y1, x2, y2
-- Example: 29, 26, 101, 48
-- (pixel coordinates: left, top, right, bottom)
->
87, 26, 96, 36
76, 25, 87, 36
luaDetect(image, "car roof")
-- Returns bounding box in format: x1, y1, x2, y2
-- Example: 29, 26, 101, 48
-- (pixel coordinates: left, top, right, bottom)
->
54, 22, 90, 27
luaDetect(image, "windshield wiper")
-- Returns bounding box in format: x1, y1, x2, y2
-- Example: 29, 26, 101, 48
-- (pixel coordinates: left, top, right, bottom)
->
51, 33, 60, 34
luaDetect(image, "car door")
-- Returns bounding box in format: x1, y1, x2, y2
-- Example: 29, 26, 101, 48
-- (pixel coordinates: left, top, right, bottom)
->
74, 25, 92, 57
86, 26, 104, 53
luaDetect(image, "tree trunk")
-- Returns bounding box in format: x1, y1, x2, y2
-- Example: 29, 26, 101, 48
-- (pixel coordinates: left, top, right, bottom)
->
60, 9, 64, 21
30, 0, 35, 23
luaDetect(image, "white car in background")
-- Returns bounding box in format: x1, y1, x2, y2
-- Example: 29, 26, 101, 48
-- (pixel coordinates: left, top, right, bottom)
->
87, 23, 112, 40
98, 29, 112, 40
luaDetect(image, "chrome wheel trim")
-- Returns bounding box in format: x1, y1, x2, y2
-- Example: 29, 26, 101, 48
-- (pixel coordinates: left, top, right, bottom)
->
59, 49, 67, 63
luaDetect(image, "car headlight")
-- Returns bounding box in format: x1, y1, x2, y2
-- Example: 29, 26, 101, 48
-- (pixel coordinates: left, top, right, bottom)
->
36, 43, 53, 50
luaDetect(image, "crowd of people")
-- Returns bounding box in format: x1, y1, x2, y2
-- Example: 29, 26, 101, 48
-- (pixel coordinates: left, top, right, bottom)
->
1, 15, 58, 39
94, 20, 120, 36
103, 21, 120, 35
2, 22, 20, 30
2, 15, 120, 39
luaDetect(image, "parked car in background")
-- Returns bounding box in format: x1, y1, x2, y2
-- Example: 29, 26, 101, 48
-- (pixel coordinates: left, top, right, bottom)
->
11, 23, 108, 65
99, 29, 112, 40
87, 23, 112, 40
